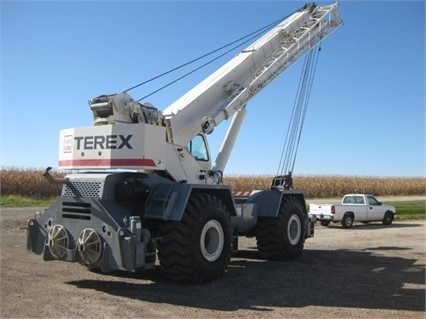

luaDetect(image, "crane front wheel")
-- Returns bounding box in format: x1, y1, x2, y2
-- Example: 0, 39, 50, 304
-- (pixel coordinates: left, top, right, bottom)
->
158, 193, 231, 284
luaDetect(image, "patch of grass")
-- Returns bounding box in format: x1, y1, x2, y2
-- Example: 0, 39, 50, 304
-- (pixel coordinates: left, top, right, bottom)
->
384, 201, 425, 216
0, 195, 54, 208
395, 214, 425, 221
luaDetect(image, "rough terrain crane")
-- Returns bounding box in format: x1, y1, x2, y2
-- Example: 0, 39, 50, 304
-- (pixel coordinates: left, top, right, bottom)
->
27, 2, 341, 283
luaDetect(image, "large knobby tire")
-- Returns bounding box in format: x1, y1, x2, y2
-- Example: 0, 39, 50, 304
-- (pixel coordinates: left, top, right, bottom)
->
382, 211, 394, 225
255, 197, 306, 261
157, 193, 231, 284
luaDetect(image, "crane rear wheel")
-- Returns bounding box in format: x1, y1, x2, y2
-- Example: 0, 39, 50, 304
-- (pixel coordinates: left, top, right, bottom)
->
255, 197, 305, 261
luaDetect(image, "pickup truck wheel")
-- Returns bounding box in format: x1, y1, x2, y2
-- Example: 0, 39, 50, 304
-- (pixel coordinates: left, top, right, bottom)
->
382, 211, 393, 225
157, 193, 231, 284
255, 197, 305, 261
341, 213, 354, 229
320, 220, 330, 227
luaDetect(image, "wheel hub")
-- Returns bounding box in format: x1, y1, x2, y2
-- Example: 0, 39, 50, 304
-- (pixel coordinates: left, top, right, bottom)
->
287, 214, 302, 245
200, 220, 224, 262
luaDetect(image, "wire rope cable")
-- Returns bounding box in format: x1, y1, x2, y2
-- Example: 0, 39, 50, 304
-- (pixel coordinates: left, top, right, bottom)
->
137, 31, 269, 102
276, 44, 321, 176
121, 13, 292, 99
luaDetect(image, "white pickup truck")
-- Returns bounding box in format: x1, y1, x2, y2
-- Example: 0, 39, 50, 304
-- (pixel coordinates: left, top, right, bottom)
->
309, 194, 396, 228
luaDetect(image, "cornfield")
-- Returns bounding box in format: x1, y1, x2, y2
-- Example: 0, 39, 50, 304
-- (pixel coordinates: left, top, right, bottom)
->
1, 168, 63, 198
224, 175, 426, 198
1, 168, 425, 199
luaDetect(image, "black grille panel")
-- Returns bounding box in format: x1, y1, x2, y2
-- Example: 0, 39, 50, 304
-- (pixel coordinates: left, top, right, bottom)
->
62, 202, 91, 220
62, 181, 102, 198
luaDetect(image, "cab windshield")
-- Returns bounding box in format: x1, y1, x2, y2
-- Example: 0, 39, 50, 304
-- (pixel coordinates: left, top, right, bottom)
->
187, 134, 209, 161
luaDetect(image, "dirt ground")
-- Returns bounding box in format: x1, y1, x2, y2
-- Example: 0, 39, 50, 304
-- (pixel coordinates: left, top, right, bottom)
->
1, 206, 425, 319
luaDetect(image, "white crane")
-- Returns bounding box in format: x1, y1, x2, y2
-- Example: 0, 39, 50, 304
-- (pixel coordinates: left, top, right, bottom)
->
30, 3, 342, 284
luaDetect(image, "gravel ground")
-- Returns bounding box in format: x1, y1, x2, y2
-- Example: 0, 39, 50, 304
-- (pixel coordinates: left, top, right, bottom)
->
1, 205, 425, 319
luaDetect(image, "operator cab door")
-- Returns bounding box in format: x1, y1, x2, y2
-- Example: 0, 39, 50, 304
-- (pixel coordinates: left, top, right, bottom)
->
187, 134, 211, 171
367, 195, 383, 221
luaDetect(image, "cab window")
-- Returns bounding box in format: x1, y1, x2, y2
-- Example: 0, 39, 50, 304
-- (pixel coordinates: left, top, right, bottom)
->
354, 196, 365, 204
187, 134, 209, 161
368, 196, 380, 205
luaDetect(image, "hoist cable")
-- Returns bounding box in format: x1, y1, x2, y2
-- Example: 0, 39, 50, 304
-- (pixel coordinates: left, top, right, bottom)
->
123, 14, 290, 95
290, 46, 321, 172
283, 47, 317, 174
276, 51, 313, 175
286, 49, 315, 172
137, 31, 270, 102
276, 44, 321, 176
286, 46, 319, 174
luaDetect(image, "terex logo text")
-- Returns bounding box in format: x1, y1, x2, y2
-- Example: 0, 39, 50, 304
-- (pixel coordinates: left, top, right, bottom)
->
74, 135, 133, 150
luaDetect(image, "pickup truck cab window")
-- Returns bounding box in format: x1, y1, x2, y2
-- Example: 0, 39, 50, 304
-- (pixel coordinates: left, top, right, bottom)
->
368, 196, 380, 205
343, 195, 365, 204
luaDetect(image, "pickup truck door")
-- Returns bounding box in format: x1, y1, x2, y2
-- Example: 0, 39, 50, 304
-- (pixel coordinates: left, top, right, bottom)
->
367, 196, 383, 221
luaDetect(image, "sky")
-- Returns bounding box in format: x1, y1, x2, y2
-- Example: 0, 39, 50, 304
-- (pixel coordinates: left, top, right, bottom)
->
1, 0, 425, 177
